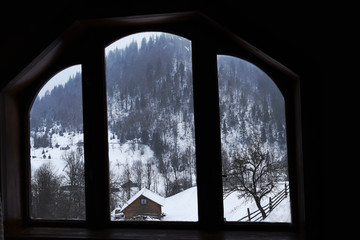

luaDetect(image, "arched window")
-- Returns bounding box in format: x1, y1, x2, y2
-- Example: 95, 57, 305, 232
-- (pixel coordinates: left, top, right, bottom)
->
105, 32, 197, 221
0, 12, 304, 239
218, 56, 290, 222
29, 65, 85, 220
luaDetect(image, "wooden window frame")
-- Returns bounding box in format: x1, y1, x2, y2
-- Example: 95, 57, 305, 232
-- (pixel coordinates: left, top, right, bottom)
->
0, 12, 305, 239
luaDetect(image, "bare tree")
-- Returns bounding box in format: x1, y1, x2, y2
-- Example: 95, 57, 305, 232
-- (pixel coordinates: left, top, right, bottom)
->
159, 155, 172, 197
131, 160, 143, 190
144, 157, 155, 189
121, 161, 132, 200
109, 169, 121, 211
31, 163, 65, 219
62, 149, 85, 219
223, 138, 283, 220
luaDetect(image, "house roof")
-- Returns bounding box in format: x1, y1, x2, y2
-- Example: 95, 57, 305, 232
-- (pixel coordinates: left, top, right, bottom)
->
121, 188, 165, 212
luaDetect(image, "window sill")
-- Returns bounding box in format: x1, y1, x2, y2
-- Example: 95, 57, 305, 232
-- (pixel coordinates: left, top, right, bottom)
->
5, 227, 303, 240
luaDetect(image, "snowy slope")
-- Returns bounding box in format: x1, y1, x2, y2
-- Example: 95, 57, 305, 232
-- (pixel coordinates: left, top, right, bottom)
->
30, 132, 154, 176
30, 132, 84, 175
263, 196, 291, 222
223, 184, 291, 222
223, 191, 252, 221
108, 136, 155, 168
162, 186, 198, 221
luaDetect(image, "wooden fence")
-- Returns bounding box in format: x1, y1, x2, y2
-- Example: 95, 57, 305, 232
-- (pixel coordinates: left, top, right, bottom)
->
238, 183, 288, 222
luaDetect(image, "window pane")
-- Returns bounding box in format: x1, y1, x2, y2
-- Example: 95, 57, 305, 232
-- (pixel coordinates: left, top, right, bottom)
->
30, 65, 85, 220
106, 32, 197, 221
218, 55, 291, 223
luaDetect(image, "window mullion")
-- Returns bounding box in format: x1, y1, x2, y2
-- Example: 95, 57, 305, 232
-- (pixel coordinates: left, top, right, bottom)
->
192, 34, 223, 229
82, 44, 110, 228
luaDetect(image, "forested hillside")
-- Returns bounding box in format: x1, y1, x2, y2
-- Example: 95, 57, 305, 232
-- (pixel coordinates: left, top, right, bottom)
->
107, 35, 194, 166
30, 72, 83, 148
217, 55, 287, 164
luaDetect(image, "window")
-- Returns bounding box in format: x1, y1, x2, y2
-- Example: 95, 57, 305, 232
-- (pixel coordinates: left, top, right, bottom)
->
29, 65, 85, 220
0, 12, 304, 239
105, 32, 198, 222
218, 56, 290, 223
140, 198, 147, 205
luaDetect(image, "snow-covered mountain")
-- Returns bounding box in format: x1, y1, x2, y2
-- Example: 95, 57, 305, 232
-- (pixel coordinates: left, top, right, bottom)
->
30, 32, 289, 220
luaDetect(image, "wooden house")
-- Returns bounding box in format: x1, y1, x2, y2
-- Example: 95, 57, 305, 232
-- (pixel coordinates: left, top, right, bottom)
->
120, 188, 165, 220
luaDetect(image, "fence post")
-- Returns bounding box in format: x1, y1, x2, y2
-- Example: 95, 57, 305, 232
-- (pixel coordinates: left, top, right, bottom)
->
285, 183, 288, 197
269, 197, 272, 212
247, 208, 251, 222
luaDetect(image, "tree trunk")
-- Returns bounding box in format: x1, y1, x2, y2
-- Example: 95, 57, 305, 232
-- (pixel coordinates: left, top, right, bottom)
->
254, 197, 266, 220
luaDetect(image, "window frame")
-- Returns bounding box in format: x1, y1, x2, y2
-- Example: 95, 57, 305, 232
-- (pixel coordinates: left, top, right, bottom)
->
29, 64, 86, 221
216, 54, 292, 224
0, 12, 305, 238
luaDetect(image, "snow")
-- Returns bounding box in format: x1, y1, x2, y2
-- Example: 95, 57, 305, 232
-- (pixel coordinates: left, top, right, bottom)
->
108, 137, 155, 168
31, 132, 290, 223
30, 132, 84, 175
112, 185, 289, 222
223, 183, 291, 223
111, 186, 198, 221
30, 131, 154, 178
223, 191, 252, 221
162, 186, 198, 221
263, 196, 291, 222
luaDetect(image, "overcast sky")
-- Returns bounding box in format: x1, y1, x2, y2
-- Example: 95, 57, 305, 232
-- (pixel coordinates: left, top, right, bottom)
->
105, 31, 161, 56
37, 64, 81, 98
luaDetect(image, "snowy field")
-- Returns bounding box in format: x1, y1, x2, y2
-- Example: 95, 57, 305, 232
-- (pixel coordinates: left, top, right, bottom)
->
110, 185, 290, 222
30, 131, 154, 177
31, 133, 290, 223
30, 132, 84, 175
108, 134, 155, 170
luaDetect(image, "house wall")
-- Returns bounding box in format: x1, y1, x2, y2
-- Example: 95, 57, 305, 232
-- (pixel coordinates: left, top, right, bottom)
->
123, 196, 161, 220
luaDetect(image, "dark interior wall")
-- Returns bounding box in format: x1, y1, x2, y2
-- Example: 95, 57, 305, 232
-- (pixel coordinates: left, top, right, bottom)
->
0, 2, 324, 239
0, 2, 324, 88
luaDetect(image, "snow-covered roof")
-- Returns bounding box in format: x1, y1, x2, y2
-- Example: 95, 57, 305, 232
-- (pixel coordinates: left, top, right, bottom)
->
121, 188, 165, 212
